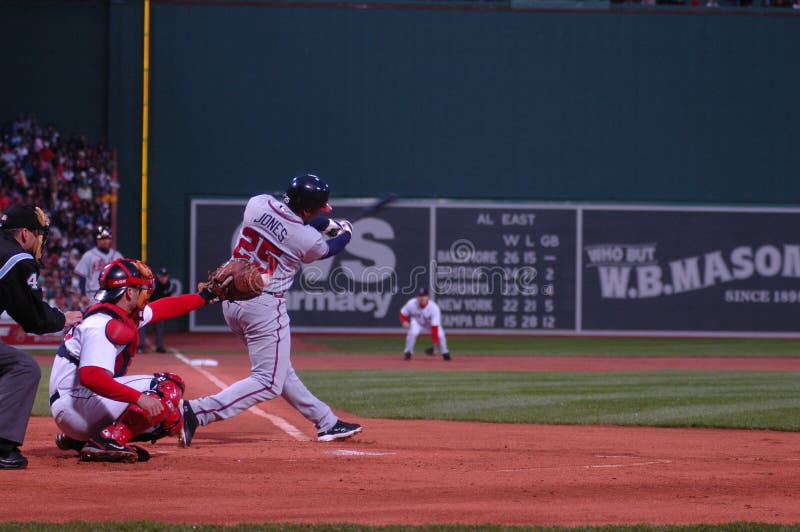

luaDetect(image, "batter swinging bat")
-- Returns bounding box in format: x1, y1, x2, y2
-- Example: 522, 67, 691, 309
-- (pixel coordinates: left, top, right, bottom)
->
351, 192, 399, 222
320, 193, 399, 239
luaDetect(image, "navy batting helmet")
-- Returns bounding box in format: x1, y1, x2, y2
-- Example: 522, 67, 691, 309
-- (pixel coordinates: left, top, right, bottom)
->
95, 258, 155, 303
284, 174, 332, 213
95, 225, 112, 239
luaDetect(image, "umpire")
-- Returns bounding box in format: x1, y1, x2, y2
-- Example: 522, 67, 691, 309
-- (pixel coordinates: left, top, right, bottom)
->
0, 204, 82, 469
140, 266, 177, 353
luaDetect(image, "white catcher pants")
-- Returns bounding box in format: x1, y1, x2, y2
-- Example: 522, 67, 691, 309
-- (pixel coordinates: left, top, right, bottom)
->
189, 293, 338, 433
51, 374, 157, 441
405, 320, 448, 354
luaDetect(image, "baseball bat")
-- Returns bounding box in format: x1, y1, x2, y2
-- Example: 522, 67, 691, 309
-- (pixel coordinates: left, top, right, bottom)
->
351, 192, 399, 222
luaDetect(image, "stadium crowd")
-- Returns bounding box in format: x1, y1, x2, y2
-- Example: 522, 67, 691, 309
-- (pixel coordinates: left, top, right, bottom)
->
0, 114, 118, 314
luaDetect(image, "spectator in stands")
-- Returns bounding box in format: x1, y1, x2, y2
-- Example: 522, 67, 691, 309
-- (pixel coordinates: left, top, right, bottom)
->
0, 187, 10, 212
1, 113, 118, 308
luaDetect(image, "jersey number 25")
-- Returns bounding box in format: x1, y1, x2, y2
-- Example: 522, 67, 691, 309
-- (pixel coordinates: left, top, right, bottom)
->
233, 227, 283, 274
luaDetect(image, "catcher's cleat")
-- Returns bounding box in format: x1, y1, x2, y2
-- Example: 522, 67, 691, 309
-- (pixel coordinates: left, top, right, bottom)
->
403, 352, 412, 360
80, 436, 138, 463
442, 352, 451, 361
424, 346, 435, 356
317, 420, 362, 442
178, 399, 199, 448
55, 433, 85, 452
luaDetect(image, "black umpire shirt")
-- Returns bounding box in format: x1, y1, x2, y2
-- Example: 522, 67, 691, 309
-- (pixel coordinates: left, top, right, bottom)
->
0, 233, 65, 334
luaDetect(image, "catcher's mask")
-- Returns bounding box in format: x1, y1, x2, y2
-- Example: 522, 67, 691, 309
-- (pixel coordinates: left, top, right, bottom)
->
0, 204, 50, 263
284, 174, 332, 213
95, 258, 155, 310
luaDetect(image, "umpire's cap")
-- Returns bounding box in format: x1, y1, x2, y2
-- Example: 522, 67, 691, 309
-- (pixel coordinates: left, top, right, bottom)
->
285, 174, 332, 214
0, 204, 47, 231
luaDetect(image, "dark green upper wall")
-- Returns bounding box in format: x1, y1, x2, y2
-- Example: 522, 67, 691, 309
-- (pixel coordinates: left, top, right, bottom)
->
0, 0, 109, 141
147, 4, 800, 209
106, 0, 144, 258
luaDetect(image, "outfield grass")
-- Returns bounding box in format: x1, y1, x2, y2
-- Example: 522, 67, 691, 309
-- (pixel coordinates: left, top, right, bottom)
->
300, 369, 800, 431
34, 358, 800, 431
296, 336, 800, 357
33, 365, 53, 417
96, 336, 800, 358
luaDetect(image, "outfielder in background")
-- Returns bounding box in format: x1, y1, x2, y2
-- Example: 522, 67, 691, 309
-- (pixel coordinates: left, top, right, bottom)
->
181, 173, 363, 445
400, 287, 451, 361
0, 204, 83, 469
50, 258, 224, 463
73, 225, 123, 299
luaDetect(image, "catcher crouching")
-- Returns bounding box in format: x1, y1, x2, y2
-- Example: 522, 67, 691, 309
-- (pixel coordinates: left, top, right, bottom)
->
49, 257, 253, 463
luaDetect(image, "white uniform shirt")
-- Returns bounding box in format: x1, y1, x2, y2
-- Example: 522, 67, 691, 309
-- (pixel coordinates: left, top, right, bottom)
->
49, 306, 155, 398
231, 195, 329, 293
400, 298, 442, 329
74, 247, 123, 295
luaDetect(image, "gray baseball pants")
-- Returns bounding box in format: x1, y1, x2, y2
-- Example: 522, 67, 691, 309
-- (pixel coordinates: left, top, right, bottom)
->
190, 294, 338, 433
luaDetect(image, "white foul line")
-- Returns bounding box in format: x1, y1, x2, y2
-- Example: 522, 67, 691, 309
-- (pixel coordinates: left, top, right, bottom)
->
585, 459, 672, 469
174, 351, 308, 441
492, 458, 672, 472
325, 449, 396, 457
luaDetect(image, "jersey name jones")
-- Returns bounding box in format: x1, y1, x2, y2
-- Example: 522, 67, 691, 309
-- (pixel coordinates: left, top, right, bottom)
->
253, 212, 288, 243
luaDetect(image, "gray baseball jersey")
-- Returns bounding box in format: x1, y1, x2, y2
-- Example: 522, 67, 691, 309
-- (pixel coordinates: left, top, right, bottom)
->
189, 195, 338, 433
230, 194, 328, 292
74, 247, 123, 295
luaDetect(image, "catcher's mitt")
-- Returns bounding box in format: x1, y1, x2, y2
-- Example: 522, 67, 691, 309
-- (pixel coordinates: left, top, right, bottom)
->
198, 259, 266, 303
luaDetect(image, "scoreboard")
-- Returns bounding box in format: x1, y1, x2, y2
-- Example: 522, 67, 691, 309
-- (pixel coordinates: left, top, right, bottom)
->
433, 207, 575, 333
190, 200, 800, 337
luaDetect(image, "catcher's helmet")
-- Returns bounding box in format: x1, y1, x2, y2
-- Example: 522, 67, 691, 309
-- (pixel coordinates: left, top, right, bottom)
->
284, 174, 332, 213
95, 258, 155, 303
